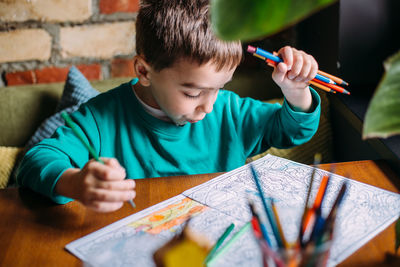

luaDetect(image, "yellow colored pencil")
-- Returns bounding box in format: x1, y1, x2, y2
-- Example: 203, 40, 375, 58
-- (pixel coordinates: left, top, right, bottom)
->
271, 201, 289, 249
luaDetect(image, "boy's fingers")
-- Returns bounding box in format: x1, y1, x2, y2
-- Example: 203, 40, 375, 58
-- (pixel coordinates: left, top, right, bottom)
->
102, 158, 123, 169
89, 163, 126, 181
97, 179, 136, 191
88, 201, 124, 213
296, 55, 312, 82
101, 157, 126, 173
272, 62, 287, 83
308, 58, 319, 81
288, 53, 303, 80
89, 188, 136, 202
279, 46, 293, 70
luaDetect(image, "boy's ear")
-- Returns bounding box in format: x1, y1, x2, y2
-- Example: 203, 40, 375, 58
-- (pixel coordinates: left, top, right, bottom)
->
133, 55, 152, 87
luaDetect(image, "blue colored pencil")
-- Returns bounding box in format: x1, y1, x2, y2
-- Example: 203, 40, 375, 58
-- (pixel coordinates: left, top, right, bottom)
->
316, 181, 348, 245
249, 200, 272, 246
250, 164, 283, 248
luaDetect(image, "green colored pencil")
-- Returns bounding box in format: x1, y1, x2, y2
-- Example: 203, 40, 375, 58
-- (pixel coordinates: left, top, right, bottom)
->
204, 223, 235, 264
61, 112, 136, 209
206, 222, 251, 266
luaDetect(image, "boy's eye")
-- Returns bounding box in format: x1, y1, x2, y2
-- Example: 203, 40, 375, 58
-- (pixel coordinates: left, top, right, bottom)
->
184, 92, 201, 99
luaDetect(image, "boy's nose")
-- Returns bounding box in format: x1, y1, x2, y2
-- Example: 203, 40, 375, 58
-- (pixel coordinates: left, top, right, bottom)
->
199, 100, 214, 114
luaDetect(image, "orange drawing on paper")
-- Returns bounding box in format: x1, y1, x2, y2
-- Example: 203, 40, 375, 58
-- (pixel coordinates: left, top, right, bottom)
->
128, 197, 207, 234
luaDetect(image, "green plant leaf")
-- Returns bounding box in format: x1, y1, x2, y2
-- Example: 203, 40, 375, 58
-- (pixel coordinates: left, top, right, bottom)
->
396, 217, 400, 253
211, 0, 336, 41
363, 50, 400, 139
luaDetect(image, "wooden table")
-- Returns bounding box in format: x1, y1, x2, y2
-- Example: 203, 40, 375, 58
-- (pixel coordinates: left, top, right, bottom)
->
0, 160, 399, 266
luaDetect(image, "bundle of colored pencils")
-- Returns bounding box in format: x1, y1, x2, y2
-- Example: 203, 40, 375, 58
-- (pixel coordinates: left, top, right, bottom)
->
247, 45, 350, 95
248, 157, 348, 267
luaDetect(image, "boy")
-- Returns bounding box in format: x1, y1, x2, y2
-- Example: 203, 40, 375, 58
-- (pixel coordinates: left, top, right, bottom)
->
17, 0, 321, 212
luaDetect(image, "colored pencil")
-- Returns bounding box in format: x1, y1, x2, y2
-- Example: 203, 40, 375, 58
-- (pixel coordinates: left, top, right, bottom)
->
61, 112, 136, 209
312, 78, 350, 95
206, 222, 251, 266
326, 181, 347, 222
271, 200, 288, 249
254, 52, 336, 94
261, 59, 336, 94
316, 182, 347, 245
309, 80, 336, 94
248, 207, 285, 267
61, 112, 104, 164
250, 164, 284, 248
306, 154, 322, 210
249, 200, 272, 246
298, 154, 321, 247
314, 174, 331, 213
247, 45, 350, 95
205, 223, 235, 263
250, 210, 263, 239
259, 240, 286, 267
308, 213, 326, 244
318, 70, 349, 86
247, 45, 337, 85
302, 174, 330, 236
261, 55, 337, 94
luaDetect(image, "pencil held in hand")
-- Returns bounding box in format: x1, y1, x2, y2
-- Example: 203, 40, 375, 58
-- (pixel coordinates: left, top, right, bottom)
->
61, 112, 136, 209
247, 45, 350, 95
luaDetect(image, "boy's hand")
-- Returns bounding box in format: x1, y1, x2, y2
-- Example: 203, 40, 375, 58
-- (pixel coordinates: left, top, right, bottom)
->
56, 158, 136, 212
271, 46, 318, 112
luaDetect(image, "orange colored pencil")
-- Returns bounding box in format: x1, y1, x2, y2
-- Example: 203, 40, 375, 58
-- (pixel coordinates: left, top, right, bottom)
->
266, 58, 277, 67
318, 70, 349, 86
302, 175, 330, 233
309, 80, 336, 94
313, 175, 330, 209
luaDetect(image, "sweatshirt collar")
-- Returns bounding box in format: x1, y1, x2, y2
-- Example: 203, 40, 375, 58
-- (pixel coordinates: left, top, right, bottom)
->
124, 81, 191, 138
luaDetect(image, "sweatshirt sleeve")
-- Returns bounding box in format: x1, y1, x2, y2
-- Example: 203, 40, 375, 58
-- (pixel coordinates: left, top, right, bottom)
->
16, 104, 101, 204
233, 87, 321, 157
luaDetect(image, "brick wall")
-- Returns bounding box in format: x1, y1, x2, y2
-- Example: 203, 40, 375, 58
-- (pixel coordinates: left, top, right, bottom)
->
0, 0, 139, 87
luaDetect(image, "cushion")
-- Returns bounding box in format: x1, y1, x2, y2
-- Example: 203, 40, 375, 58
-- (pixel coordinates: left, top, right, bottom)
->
0, 77, 129, 147
247, 92, 333, 164
25, 66, 99, 151
0, 146, 24, 188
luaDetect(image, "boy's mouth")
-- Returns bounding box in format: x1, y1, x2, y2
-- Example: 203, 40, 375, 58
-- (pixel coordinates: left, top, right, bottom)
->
187, 119, 199, 123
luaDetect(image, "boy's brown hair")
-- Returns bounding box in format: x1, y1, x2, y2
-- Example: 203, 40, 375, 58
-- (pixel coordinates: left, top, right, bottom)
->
136, 0, 242, 71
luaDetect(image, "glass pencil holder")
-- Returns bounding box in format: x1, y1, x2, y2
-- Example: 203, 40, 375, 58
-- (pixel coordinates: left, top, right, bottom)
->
261, 240, 332, 267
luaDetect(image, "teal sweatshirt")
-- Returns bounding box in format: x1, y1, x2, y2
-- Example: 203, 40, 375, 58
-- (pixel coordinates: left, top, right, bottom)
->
17, 82, 321, 204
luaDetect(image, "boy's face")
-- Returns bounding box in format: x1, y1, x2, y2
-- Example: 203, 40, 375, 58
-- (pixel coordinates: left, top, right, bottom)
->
138, 58, 236, 126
